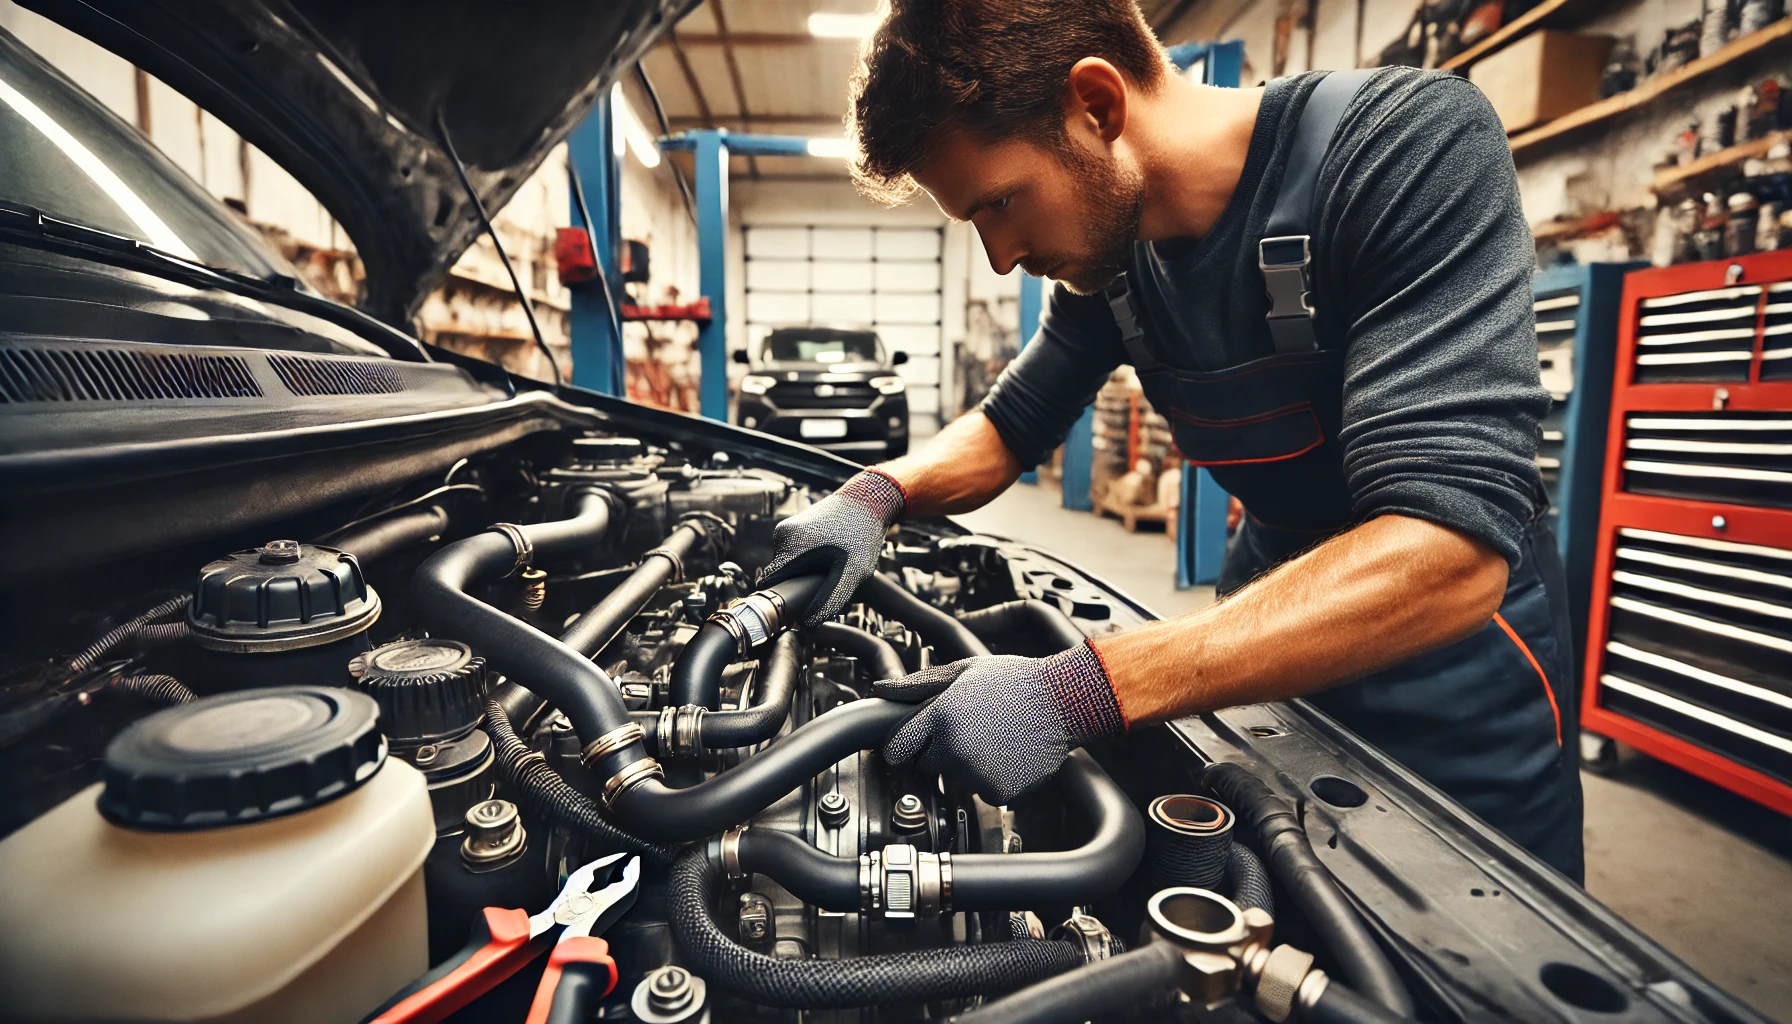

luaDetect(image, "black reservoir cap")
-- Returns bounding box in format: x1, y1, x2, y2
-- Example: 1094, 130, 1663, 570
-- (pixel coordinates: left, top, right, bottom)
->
188, 540, 380, 653
349, 639, 487, 747
98, 686, 386, 830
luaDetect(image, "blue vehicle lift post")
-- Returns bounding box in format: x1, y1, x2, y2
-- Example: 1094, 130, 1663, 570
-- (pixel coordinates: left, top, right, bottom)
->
567, 96, 626, 395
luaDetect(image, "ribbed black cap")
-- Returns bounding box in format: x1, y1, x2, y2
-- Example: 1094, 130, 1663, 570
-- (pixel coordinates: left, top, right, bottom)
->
349, 639, 487, 746
99, 686, 386, 830
188, 540, 380, 652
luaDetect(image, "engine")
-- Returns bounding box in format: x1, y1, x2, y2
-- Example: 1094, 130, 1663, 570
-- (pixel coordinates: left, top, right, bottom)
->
0, 428, 1400, 1024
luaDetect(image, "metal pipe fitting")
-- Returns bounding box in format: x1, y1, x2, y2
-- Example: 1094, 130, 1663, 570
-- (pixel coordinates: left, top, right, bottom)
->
861, 844, 949, 918
658, 704, 707, 759
1143, 887, 1275, 1008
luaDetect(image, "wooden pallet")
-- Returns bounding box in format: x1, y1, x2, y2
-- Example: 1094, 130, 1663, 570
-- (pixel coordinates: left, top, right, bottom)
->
1093, 494, 1170, 534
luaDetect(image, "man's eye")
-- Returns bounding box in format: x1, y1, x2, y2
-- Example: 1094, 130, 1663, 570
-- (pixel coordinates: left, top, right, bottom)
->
990, 195, 1011, 211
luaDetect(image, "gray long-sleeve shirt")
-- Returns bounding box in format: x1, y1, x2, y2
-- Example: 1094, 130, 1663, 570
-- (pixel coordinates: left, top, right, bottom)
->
979, 68, 1549, 566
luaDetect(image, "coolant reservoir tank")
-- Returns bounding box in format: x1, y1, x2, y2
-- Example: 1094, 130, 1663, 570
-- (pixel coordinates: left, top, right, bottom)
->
0, 686, 434, 1023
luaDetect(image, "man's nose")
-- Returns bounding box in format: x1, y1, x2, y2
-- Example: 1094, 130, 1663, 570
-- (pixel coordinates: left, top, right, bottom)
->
976, 224, 1022, 277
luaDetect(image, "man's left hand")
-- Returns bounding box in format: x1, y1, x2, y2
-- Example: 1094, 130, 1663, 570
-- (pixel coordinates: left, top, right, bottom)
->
874, 642, 1126, 805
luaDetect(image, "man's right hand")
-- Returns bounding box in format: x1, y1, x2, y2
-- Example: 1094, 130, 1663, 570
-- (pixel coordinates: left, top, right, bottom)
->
761, 468, 907, 628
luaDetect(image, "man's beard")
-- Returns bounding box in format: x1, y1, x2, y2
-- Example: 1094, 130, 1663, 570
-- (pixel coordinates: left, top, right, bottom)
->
1032, 142, 1145, 296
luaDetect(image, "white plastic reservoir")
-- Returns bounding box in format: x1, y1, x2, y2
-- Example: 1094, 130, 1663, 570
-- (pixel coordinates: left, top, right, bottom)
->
0, 686, 435, 1022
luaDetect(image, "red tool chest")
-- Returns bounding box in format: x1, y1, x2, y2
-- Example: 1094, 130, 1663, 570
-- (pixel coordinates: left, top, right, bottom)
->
1581, 249, 1792, 814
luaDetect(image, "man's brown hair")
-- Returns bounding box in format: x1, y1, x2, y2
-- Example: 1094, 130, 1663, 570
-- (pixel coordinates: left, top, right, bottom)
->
847, 0, 1171, 206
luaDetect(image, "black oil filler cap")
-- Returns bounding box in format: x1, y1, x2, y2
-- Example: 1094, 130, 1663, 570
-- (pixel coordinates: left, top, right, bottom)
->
98, 686, 386, 829
349, 639, 487, 747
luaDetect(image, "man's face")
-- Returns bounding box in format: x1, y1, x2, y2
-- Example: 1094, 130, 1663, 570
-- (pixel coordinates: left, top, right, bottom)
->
913, 129, 1144, 296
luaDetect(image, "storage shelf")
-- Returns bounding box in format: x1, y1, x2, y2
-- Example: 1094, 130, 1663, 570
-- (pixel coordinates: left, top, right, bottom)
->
1439, 0, 1607, 71
1510, 18, 1792, 160
446, 266, 570, 312
1653, 129, 1792, 194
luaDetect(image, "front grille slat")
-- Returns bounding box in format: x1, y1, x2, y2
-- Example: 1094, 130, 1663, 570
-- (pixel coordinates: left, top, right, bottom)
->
267, 353, 406, 396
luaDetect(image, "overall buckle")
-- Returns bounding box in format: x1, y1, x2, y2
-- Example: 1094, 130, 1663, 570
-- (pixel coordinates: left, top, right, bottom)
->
1258, 235, 1318, 354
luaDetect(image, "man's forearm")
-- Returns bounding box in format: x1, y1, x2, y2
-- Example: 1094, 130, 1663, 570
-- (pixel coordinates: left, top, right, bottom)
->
876, 410, 1023, 518
1094, 515, 1509, 724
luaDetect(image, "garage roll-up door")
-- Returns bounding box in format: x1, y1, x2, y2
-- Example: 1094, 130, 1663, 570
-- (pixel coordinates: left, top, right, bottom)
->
743, 225, 944, 420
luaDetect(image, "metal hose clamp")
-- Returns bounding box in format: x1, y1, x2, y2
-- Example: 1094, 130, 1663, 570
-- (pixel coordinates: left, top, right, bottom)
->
579, 721, 645, 769
643, 545, 686, 583
708, 590, 784, 653
487, 523, 534, 577
859, 844, 945, 918
657, 704, 706, 759
720, 826, 747, 881
601, 756, 664, 811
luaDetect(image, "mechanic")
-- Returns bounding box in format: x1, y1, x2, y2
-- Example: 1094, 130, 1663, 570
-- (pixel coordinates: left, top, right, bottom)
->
763, 0, 1583, 880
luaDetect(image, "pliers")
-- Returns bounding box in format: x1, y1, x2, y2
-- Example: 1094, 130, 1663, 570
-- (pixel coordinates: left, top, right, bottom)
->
366, 852, 640, 1024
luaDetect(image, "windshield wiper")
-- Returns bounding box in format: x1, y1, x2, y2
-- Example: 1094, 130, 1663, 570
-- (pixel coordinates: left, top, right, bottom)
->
0, 201, 431, 363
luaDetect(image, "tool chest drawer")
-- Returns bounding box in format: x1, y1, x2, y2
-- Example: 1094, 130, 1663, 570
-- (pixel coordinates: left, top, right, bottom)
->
1583, 249, 1792, 815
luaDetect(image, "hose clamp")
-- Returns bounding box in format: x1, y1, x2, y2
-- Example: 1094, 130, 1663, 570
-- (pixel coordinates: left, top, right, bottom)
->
708, 590, 783, 653
938, 851, 953, 914
1051, 911, 1121, 963
720, 826, 747, 881
487, 523, 534, 577
601, 756, 664, 811
643, 546, 686, 583
658, 704, 706, 759
860, 844, 944, 919
579, 721, 646, 769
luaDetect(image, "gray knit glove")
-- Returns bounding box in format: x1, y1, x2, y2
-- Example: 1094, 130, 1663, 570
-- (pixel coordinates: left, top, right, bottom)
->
875, 642, 1126, 805
762, 469, 907, 628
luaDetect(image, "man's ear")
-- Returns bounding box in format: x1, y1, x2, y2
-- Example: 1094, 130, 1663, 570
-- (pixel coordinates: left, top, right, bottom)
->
1065, 57, 1129, 144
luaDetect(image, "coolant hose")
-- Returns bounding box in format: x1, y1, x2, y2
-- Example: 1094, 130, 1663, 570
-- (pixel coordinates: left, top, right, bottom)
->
813, 621, 907, 680
1227, 841, 1276, 915
670, 575, 829, 710
669, 849, 1085, 1009
484, 699, 679, 864
413, 490, 630, 745
956, 600, 1085, 655
948, 941, 1186, 1024
559, 519, 716, 657
326, 505, 450, 563
862, 574, 989, 660
698, 631, 802, 748
1307, 980, 1416, 1024
735, 750, 1145, 912
610, 698, 918, 840
1202, 762, 1412, 1018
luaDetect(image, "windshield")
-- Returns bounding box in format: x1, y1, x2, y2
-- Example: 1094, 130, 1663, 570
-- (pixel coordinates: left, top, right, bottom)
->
764, 330, 881, 365
0, 30, 290, 280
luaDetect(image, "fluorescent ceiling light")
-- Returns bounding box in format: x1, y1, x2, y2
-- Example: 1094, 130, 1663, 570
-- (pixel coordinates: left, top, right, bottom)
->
611, 83, 662, 168
805, 136, 851, 159
808, 12, 878, 38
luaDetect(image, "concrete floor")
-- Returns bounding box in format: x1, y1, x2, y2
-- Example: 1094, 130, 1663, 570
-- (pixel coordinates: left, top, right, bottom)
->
949, 481, 1792, 1022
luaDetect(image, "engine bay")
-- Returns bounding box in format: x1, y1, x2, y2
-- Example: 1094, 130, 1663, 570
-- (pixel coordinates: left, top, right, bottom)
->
0, 414, 1762, 1024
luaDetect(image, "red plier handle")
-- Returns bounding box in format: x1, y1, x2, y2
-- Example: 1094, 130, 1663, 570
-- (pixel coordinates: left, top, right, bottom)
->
364, 907, 547, 1024
524, 936, 619, 1024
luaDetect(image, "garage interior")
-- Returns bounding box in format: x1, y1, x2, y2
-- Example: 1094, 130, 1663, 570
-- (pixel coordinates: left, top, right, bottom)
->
3, 0, 1792, 1020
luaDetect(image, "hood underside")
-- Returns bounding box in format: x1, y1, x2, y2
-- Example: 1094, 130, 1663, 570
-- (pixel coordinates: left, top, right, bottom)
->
23, 0, 691, 326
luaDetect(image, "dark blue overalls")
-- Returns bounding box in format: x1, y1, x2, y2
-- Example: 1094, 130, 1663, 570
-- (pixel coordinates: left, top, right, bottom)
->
1108, 70, 1584, 880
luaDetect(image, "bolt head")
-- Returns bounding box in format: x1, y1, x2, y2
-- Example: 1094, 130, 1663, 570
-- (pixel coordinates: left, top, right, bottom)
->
1182, 948, 1244, 1006
258, 539, 302, 564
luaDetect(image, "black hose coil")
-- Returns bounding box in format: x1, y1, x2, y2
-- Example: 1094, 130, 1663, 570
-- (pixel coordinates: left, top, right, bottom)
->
114, 675, 196, 705
669, 849, 1085, 1009
1145, 794, 1234, 892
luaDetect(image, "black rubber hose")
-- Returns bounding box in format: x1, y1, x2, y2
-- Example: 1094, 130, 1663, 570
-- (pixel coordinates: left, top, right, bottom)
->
67, 594, 189, 673
327, 505, 450, 563
669, 849, 1085, 1009
559, 520, 712, 658
1202, 763, 1412, 1018
1226, 841, 1276, 915
949, 941, 1187, 1024
414, 490, 632, 746
813, 622, 907, 680
735, 751, 1145, 913
956, 600, 1086, 655
484, 700, 679, 864
1306, 981, 1416, 1024
610, 698, 917, 841
700, 632, 801, 748
114, 674, 195, 705
670, 575, 829, 710
862, 574, 989, 661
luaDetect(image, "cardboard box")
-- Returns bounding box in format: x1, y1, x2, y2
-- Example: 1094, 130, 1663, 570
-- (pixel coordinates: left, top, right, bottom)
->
1469, 31, 1614, 133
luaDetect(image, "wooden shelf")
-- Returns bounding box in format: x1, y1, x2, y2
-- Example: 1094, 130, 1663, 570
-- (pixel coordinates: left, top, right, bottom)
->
446, 266, 570, 312
1653, 129, 1792, 193
1510, 18, 1792, 159
1440, 0, 1606, 71
425, 326, 540, 345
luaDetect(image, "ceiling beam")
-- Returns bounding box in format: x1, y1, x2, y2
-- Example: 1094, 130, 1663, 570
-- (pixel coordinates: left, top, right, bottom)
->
666, 31, 714, 128
664, 32, 833, 46
708, 0, 760, 178
669, 114, 844, 129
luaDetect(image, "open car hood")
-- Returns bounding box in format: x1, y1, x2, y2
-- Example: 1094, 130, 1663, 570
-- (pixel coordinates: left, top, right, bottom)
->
22, 0, 691, 326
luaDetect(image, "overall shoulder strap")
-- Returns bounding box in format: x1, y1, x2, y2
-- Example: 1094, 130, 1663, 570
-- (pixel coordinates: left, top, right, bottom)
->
1260, 68, 1379, 355
1105, 277, 1159, 370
